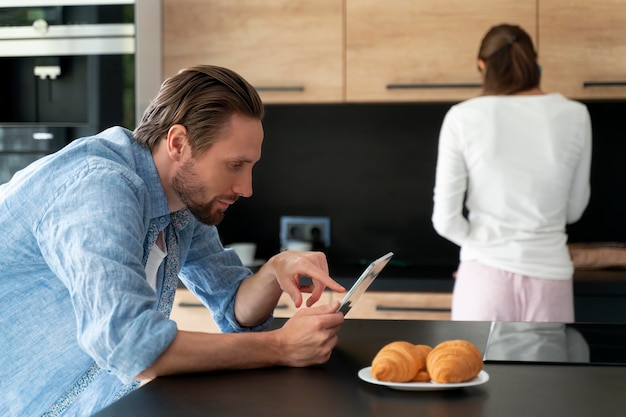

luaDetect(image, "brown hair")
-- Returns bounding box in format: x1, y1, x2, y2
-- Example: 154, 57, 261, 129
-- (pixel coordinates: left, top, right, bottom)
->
477, 24, 540, 95
133, 65, 264, 155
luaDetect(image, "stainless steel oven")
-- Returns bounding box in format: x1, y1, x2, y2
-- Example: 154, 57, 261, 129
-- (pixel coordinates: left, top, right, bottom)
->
0, 0, 161, 184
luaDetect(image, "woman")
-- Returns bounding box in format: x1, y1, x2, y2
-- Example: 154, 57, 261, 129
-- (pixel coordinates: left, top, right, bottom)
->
432, 24, 592, 322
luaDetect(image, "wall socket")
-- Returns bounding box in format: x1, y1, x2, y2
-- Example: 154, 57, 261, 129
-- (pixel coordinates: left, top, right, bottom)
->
280, 216, 331, 248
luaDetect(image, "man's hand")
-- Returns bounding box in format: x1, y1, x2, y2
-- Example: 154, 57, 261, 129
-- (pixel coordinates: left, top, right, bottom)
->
273, 301, 344, 366
137, 301, 345, 380
264, 250, 346, 308
235, 250, 345, 328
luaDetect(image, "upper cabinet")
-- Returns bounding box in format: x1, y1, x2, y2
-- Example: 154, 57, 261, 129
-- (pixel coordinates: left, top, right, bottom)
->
538, 0, 626, 99
163, 0, 344, 103
345, 0, 536, 102
163, 0, 626, 103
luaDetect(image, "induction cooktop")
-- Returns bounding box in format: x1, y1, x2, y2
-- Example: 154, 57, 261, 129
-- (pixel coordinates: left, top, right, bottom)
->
483, 321, 626, 365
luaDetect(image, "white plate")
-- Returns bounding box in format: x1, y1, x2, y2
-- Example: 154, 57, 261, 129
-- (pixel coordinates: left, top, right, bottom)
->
244, 259, 265, 267
358, 367, 489, 391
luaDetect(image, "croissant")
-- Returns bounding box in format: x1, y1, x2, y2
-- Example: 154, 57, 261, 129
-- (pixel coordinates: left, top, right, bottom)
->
412, 344, 433, 382
426, 339, 483, 383
371, 341, 431, 382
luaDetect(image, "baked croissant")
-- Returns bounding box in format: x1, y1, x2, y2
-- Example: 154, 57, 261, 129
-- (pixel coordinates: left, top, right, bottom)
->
371, 341, 431, 382
412, 344, 433, 382
426, 339, 483, 383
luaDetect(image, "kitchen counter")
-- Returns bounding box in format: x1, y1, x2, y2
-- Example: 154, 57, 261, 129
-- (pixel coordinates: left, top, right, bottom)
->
330, 264, 626, 292
329, 265, 626, 322
94, 319, 626, 417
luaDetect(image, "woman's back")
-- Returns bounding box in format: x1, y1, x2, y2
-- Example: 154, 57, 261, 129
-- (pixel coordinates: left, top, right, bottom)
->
433, 92, 592, 278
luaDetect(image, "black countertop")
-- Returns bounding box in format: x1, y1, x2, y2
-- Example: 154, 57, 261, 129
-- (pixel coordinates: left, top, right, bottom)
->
94, 319, 626, 417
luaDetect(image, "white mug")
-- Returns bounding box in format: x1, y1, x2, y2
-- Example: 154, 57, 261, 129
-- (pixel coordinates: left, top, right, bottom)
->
284, 240, 313, 252
226, 242, 257, 265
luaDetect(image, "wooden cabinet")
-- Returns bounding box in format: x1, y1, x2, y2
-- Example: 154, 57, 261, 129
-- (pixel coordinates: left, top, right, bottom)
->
170, 288, 452, 333
163, 0, 626, 104
345, 0, 536, 102
170, 288, 221, 333
538, 0, 626, 99
162, 0, 535, 104
162, 0, 344, 103
273, 291, 334, 318
170, 289, 334, 332
343, 291, 451, 320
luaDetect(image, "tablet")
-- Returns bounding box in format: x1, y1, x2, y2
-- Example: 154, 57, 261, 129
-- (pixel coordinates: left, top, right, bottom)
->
336, 252, 394, 315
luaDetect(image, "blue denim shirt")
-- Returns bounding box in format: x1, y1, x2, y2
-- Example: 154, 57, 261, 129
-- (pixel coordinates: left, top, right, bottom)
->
0, 127, 268, 416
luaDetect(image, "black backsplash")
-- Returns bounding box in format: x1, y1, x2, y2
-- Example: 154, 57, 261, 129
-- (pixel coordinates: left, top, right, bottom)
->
567, 102, 626, 243
217, 101, 626, 277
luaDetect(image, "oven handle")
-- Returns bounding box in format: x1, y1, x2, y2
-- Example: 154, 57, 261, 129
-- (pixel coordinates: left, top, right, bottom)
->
0, 0, 133, 7
0, 22, 135, 57
0, 23, 134, 40
0, 36, 135, 57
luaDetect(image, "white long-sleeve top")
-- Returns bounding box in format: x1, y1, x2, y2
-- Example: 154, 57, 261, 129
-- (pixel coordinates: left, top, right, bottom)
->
432, 93, 592, 279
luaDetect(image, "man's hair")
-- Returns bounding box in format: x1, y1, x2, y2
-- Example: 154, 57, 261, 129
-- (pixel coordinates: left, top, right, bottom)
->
477, 24, 541, 95
133, 65, 264, 155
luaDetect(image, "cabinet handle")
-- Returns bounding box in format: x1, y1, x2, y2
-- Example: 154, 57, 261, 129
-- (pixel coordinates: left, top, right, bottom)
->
583, 81, 626, 88
255, 86, 305, 92
178, 302, 203, 308
386, 83, 481, 90
376, 304, 451, 313
181, 301, 296, 312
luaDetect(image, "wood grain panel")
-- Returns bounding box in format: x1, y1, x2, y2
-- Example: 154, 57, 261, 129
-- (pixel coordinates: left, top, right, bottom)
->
163, 0, 344, 103
539, 0, 626, 99
345, 0, 536, 102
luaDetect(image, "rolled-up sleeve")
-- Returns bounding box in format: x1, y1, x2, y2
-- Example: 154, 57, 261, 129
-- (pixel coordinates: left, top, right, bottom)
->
177, 222, 272, 333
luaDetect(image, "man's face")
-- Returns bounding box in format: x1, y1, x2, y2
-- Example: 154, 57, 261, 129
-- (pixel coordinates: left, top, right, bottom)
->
171, 113, 263, 225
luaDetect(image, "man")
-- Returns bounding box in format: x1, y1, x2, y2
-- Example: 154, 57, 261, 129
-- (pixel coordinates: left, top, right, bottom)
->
0, 65, 345, 416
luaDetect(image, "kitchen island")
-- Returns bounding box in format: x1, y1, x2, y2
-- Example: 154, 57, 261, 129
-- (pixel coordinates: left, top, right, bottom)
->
94, 319, 626, 417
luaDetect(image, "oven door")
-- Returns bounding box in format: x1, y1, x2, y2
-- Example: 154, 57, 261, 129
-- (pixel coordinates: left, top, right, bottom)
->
0, 125, 68, 184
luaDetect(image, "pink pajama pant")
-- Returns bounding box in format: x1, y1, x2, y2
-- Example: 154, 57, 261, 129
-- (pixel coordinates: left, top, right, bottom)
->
451, 261, 575, 322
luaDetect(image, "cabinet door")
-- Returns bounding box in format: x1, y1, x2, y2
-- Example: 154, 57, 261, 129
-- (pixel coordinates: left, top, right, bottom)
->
170, 289, 334, 332
273, 291, 334, 318
171, 289, 221, 333
539, 0, 626, 99
163, 0, 343, 104
345, 292, 452, 320
346, 0, 536, 102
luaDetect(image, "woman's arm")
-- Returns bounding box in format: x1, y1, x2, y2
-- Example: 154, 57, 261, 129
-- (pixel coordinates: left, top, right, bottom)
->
566, 109, 592, 224
432, 111, 471, 246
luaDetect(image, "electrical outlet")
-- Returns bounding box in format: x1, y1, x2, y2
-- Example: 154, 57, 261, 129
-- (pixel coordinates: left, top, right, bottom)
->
280, 216, 331, 248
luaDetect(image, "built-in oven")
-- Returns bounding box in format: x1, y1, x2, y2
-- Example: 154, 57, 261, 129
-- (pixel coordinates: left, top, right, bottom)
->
0, 125, 67, 183
0, 0, 161, 184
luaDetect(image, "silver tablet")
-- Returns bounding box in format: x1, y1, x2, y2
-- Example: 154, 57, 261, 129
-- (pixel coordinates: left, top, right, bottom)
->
336, 252, 394, 315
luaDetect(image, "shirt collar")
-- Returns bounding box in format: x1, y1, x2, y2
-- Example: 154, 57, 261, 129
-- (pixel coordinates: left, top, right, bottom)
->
126, 130, 190, 231
128, 134, 170, 222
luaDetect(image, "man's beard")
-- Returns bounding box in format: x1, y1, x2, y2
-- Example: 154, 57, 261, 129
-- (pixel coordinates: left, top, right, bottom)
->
171, 160, 238, 226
